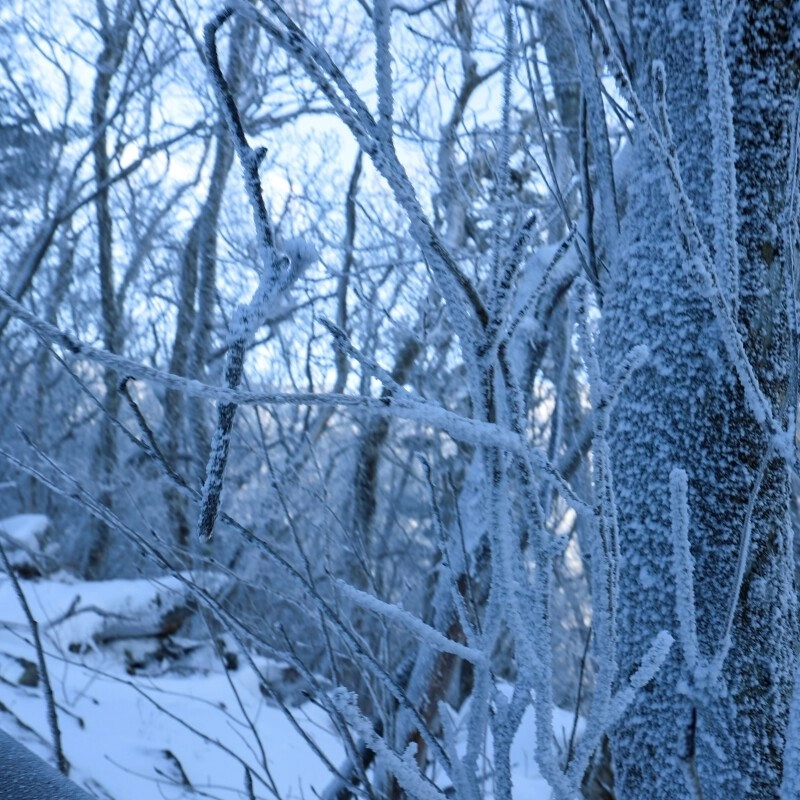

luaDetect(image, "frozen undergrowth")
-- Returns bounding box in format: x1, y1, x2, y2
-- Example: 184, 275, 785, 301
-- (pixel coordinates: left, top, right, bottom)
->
0, 514, 579, 800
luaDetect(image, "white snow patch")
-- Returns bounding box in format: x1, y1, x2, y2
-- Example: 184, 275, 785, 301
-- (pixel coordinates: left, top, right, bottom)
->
0, 570, 581, 799
0, 514, 51, 550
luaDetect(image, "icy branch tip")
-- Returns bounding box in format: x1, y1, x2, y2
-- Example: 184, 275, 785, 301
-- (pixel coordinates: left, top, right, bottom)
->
669, 467, 688, 492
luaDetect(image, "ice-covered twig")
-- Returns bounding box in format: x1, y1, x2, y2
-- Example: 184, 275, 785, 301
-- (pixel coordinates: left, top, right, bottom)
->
4, 437, 453, 775
701, 0, 739, 308
708, 443, 771, 681
373, 0, 393, 144
486, 0, 518, 320
331, 690, 446, 800
781, 656, 800, 799
235, 0, 488, 359
419, 458, 477, 641
0, 282, 593, 517
503, 223, 578, 346
782, 93, 800, 468
651, 61, 773, 429
334, 580, 487, 665
438, 701, 479, 800
563, 280, 630, 788
566, 631, 674, 787
319, 317, 410, 398
563, 0, 619, 259
670, 468, 698, 674
0, 540, 68, 775
579, 9, 776, 433
205, 8, 275, 257
609, 631, 674, 719
199, 11, 316, 541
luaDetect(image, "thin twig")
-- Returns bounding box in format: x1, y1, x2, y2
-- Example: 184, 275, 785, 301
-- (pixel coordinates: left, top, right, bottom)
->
0, 540, 68, 775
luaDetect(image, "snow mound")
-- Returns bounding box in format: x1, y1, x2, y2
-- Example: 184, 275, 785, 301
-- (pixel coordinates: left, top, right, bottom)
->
0, 514, 50, 549
0, 514, 55, 576
0, 572, 229, 652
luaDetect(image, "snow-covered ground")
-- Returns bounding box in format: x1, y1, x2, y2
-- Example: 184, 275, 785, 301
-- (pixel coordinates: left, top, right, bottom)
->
0, 515, 571, 799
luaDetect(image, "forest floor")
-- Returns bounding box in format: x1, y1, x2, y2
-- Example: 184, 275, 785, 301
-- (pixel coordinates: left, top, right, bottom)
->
0, 514, 566, 799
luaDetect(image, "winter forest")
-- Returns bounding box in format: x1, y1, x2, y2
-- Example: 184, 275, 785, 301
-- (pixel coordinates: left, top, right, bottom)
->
1, 0, 799, 798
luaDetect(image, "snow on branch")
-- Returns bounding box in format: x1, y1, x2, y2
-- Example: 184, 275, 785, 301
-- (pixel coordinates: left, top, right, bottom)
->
502, 223, 579, 353
486, 0, 518, 315
0, 540, 67, 775
782, 657, 800, 799
331, 690, 446, 800
669, 467, 698, 675
334, 580, 488, 666
563, 0, 619, 258
0, 282, 591, 525
373, 0, 393, 143
198, 9, 316, 542
229, 0, 488, 357
709, 444, 771, 682
651, 59, 774, 431
437, 701, 479, 800
781, 93, 800, 462
701, 0, 739, 309
609, 631, 674, 720
205, 8, 275, 257
566, 630, 674, 788
5, 439, 453, 770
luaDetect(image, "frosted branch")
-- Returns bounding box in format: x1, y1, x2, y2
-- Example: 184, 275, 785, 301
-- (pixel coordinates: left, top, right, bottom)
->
563, 0, 619, 258
199, 11, 316, 541
5, 436, 454, 774
373, 0, 393, 143
670, 468, 698, 674
564, 283, 672, 790
501, 223, 579, 355
783, 94, 800, 450
334, 580, 487, 666
701, 0, 739, 308
609, 631, 674, 720
331, 690, 446, 800
580, 11, 776, 432
0, 540, 68, 776
781, 656, 800, 799
438, 701, 479, 800
419, 458, 477, 641
651, 60, 773, 431
230, 0, 488, 357
566, 630, 674, 787
710, 444, 771, 680
487, 0, 517, 313
204, 8, 275, 256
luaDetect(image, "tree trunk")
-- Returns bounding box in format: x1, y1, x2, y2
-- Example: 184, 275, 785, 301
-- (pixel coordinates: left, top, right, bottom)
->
163, 133, 235, 548
87, 0, 136, 578
600, 2, 799, 798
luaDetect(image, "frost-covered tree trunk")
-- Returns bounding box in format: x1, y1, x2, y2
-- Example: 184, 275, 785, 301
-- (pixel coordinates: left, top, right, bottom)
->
599, 2, 799, 798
